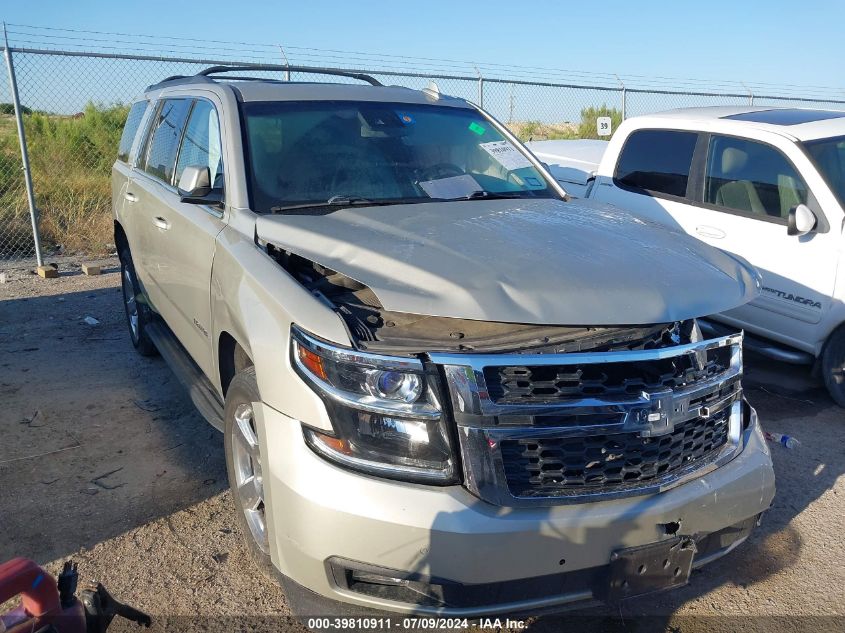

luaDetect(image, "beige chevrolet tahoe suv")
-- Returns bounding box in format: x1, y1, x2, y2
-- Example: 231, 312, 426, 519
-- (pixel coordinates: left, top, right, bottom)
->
112, 64, 775, 618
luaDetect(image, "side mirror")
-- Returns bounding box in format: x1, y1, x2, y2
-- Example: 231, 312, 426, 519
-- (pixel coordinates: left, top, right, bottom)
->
178, 165, 222, 205
787, 203, 817, 237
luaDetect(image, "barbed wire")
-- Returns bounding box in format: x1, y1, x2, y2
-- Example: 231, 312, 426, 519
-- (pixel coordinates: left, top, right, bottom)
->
4, 21, 844, 100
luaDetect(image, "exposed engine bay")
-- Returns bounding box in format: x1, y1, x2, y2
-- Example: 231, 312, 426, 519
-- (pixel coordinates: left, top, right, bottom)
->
268, 244, 700, 354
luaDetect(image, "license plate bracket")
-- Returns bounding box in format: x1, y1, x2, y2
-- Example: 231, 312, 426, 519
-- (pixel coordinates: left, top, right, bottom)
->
604, 537, 696, 602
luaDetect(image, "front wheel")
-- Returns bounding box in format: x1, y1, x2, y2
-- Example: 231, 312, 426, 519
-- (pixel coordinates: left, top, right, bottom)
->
224, 366, 274, 578
821, 324, 845, 407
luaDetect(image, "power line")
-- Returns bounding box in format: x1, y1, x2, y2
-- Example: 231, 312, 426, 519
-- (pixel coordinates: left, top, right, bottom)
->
6, 21, 844, 96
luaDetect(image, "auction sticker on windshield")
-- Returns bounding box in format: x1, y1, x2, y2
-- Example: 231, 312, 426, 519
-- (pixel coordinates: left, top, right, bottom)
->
479, 140, 533, 171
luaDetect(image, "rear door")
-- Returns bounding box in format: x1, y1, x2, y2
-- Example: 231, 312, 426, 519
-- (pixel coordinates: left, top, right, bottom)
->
591, 128, 702, 232
112, 100, 150, 256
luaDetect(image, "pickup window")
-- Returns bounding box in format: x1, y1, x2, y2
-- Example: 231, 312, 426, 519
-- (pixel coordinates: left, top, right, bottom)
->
704, 135, 807, 221
614, 129, 698, 198
804, 135, 845, 210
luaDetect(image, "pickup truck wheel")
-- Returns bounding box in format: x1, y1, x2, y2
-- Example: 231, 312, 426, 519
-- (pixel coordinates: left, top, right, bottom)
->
119, 248, 157, 357
822, 326, 845, 408
224, 367, 274, 578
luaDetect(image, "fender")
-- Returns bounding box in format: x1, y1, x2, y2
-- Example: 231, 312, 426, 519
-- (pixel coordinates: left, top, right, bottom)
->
210, 223, 348, 432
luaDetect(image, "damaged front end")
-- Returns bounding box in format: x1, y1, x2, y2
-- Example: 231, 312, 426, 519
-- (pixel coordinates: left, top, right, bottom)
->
266, 243, 695, 355
267, 242, 753, 509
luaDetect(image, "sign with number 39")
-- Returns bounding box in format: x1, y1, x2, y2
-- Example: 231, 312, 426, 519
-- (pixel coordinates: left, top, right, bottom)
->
597, 116, 612, 137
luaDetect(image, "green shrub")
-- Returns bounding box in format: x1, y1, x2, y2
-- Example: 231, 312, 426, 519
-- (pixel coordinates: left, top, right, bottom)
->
576, 105, 623, 140
0, 102, 32, 115
0, 103, 128, 255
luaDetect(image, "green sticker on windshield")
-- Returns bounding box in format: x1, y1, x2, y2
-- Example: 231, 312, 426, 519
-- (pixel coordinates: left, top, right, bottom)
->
469, 121, 486, 135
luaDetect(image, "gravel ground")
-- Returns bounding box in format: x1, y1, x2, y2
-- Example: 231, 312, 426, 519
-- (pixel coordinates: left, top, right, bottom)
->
1, 258, 843, 632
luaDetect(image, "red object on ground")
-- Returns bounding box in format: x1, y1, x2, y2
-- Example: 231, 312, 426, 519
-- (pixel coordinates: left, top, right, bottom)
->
0, 558, 85, 633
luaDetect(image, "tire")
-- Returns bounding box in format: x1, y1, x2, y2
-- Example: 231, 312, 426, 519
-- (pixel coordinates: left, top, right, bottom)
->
223, 366, 274, 578
822, 325, 845, 408
119, 247, 157, 357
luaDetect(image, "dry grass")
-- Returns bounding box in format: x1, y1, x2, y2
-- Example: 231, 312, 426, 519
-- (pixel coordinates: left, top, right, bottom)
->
0, 106, 124, 257
508, 121, 579, 141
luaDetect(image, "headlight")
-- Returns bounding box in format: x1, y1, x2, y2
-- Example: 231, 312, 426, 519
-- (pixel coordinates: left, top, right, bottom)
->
291, 325, 456, 484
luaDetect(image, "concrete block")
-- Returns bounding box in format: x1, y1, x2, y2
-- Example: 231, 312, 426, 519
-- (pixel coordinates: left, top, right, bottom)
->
37, 265, 58, 279
81, 263, 101, 276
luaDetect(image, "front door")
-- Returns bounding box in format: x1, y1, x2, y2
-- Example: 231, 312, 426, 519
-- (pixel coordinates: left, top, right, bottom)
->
129, 97, 223, 378
593, 128, 840, 350
153, 98, 226, 379
681, 134, 837, 346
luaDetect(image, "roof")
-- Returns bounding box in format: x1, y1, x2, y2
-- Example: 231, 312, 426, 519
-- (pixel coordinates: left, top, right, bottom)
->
723, 109, 845, 125
145, 65, 470, 109
227, 81, 469, 107
638, 106, 845, 141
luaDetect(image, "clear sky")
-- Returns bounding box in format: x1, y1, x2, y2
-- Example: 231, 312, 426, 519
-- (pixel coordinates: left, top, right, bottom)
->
1, 0, 843, 94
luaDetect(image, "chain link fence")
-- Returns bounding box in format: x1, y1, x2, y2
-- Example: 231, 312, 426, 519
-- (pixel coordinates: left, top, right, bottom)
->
1, 46, 844, 267
0, 52, 35, 262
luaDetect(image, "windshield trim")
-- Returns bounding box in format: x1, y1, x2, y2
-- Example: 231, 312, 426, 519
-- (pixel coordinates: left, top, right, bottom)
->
240, 99, 565, 213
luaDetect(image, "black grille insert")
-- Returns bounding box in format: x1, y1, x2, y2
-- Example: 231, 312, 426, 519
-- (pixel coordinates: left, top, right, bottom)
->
486, 346, 731, 404
500, 408, 730, 497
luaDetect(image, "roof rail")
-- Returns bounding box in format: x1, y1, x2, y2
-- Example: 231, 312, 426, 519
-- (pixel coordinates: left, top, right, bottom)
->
146, 74, 215, 91
146, 64, 383, 92
200, 64, 382, 86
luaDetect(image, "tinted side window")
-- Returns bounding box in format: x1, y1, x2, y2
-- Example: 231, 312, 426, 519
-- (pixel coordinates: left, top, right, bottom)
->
615, 130, 698, 197
175, 100, 224, 189
805, 135, 845, 209
143, 99, 192, 184
705, 135, 808, 220
117, 101, 148, 163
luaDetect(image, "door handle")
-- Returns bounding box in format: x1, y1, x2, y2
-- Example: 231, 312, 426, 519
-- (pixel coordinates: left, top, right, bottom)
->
124, 192, 138, 203
153, 216, 170, 230
695, 225, 726, 239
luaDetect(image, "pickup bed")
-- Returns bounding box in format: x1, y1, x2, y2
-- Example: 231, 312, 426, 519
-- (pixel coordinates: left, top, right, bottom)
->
529, 106, 845, 406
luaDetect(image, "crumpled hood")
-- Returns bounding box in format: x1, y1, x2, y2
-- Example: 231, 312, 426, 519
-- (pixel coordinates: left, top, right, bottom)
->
256, 198, 760, 325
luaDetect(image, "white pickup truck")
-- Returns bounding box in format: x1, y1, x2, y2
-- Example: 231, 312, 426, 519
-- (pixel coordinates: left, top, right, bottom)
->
529, 107, 845, 405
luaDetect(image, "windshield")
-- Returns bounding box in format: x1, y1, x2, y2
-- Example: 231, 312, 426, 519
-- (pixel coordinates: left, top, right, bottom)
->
804, 135, 845, 208
242, 100, 556, 212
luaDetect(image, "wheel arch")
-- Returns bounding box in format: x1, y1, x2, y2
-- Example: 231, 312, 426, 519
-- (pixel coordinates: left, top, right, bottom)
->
219, 330, 254, 398
114, 220, 129, 256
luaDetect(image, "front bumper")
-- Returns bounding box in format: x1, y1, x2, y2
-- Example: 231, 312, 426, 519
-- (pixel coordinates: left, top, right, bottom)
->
257, 403, 775, 617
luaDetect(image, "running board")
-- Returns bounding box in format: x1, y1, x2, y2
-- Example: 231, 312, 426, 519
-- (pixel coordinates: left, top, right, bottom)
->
698, 318, 814, 365
145, 320, 225, 431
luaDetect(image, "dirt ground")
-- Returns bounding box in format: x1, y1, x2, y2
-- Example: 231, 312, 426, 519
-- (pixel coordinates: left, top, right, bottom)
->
1, 257, 843, 632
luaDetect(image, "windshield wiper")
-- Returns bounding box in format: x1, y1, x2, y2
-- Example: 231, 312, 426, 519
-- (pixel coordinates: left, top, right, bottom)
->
449, 190, 529, 201
270, 196, 437, 214
270, 196, 373, 214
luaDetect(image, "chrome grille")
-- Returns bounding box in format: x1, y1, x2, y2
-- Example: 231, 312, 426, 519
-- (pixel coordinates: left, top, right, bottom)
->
429, 333, 745, 507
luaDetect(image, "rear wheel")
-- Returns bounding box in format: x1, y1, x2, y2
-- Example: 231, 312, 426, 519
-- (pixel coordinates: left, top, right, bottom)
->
821, 324, 845, 407
224, 366, 274, 578
119, 248, 157, 357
